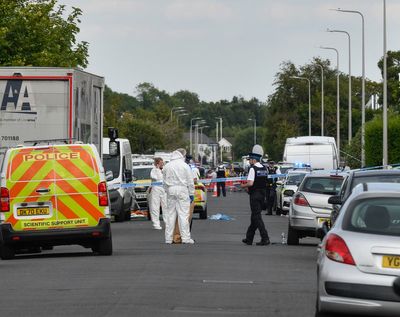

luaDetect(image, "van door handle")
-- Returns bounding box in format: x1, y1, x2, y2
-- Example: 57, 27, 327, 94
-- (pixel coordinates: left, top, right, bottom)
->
36, 188, 50, 193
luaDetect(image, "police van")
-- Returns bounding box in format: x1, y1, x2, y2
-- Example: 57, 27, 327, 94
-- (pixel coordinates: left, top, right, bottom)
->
0, 143, 112, 259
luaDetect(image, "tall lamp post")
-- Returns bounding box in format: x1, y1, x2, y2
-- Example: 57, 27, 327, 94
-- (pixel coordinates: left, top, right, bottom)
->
383, 0, 388, 167
194, 120, 206, 161
190, 117, 201, 155
327, 28, 352, 144
248, 118, 257, 144
321, 46, 340, 159
290, 76, 311, 136
316, 64, 324, 136
198, 125, 209, 165
170, 106, 184, 121
176, 112, 188, 124
215, 117, 223, 162
333, 8, 365, 166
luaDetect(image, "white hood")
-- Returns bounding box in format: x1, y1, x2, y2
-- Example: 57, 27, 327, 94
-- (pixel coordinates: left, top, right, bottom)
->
170, 150, 185, 161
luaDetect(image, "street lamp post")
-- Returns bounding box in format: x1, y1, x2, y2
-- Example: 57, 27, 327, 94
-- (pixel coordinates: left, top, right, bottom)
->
316, 64, 324, 136
176, 112, 188, 124
248, 118, 257, 144
327, 29, 352, 144
190, 117, 201, 155
320, 46, 340, 160
194, 120, 206, 161
170, 106, 184, 121
383, 0, 388, 167
290, 76, 311, 136
215, 117, 223, 162
333, 8, 365, 166
198, 125, 209, 165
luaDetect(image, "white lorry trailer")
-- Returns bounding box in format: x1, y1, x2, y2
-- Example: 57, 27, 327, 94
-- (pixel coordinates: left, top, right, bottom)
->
0, 67, 104, 166
283, 136, 339, 170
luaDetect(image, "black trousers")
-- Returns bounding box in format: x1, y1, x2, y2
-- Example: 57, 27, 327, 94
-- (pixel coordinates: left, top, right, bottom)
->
217, 182, 226, 197
246, 189, 269, 242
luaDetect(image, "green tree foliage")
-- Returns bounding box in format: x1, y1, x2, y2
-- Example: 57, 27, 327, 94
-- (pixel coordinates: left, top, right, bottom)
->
264, 58, 380, 162
0, 0, 88, 67
377, 51, 400, 110
365, 111, 400, 167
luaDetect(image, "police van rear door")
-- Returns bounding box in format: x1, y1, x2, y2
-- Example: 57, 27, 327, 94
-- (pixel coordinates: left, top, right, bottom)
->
5, 146, 58, 231
53, 144, 104, 228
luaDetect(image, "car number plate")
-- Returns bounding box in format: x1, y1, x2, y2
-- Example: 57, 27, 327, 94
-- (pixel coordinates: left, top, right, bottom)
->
382, 255, 400, 269
136, 193, 147, 199
17, 207, 50, 216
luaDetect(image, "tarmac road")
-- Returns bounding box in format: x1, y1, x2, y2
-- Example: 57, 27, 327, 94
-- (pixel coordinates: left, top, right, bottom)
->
0, 191, 321, 317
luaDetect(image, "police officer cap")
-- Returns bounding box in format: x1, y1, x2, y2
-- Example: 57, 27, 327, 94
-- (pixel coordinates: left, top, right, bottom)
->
248, 144, 264, 160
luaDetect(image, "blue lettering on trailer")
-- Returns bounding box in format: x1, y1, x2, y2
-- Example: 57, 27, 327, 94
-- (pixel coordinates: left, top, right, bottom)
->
1, 80, 37, 114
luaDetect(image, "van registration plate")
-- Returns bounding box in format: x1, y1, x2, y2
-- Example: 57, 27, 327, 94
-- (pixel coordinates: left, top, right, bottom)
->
17, 207, 50, 217
382, 255, 400, 269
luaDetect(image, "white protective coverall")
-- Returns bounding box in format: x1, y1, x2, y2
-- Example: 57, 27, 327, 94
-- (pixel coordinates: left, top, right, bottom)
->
149, 166, 166, 229
162, 151, 195, 243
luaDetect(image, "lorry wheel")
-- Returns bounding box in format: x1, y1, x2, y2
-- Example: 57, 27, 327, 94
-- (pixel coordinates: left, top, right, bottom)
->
95, 235, 113, 256
287, 224, 299, 245
199, 207, 207, 219
0, 244, 15, 260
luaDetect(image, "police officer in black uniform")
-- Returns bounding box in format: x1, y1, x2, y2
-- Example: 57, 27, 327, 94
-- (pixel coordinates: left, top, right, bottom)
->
241, 146, 270, 246
216, 164, 226, 197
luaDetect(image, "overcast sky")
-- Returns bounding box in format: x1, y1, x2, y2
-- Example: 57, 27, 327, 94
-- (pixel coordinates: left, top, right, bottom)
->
61, 0, 400, 102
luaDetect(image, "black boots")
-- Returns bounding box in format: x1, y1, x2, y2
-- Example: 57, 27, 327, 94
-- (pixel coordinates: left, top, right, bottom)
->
242, 239, 252, 245
256, 239, 270, 246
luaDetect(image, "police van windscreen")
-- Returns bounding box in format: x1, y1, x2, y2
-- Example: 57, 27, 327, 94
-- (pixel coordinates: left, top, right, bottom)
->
103, 154, 120, 179
133, 167, 152, 180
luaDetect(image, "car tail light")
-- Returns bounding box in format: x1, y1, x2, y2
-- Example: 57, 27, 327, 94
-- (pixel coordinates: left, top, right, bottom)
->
0, 187, 10, 212
98, 182, 109, 206
325, 233, 355, 266
293, 193, 309, 207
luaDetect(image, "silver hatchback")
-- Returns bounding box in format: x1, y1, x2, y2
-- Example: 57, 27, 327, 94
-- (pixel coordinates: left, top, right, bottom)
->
316, 183, 400, 316
288, 172, 345, 245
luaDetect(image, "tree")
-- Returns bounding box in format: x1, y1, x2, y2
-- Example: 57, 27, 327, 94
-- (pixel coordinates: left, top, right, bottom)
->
0, 0, 88, 67
377, 50, 400, 111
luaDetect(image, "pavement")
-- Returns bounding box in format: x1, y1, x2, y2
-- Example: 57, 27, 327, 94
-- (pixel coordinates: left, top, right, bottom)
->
0, 191, 321, 317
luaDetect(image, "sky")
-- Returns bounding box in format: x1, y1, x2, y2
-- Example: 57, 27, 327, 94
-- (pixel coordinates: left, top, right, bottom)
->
61, 0, 400, 102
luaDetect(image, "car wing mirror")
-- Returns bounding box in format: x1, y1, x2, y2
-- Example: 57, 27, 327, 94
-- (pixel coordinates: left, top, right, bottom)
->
105, 170, 114, 182
328, 195, 342, 205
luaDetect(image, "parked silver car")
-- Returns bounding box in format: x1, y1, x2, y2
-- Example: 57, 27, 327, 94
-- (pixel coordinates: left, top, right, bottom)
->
316, 183, 400, 316
276, 170, 310, 214
288, 172, 345, 245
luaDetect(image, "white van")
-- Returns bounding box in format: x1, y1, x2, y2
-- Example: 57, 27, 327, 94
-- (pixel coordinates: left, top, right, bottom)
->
103, 135, 134, 222
283, 136, 339, 170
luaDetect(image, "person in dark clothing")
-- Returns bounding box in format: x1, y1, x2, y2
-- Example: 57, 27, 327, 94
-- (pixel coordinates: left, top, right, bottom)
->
265, 162, 277, 215
241, 147, 270, 246
216, 164, 226, 197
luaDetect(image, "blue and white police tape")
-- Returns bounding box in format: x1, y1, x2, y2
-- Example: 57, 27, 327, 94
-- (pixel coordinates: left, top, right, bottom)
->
108, 174, 287, 190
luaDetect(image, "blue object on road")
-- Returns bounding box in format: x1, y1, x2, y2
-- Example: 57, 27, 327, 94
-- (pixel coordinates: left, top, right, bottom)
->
209, 213, 234, 221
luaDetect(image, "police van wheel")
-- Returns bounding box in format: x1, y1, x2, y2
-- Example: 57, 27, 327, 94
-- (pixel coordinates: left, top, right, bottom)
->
287, 224, 299, 245
0, 244, 15, 260
96, 235, 113, 256
199, 207, 207, 219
